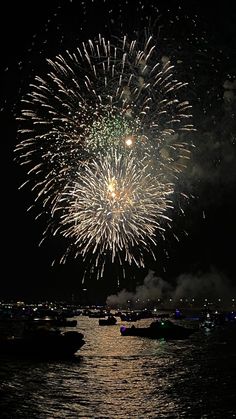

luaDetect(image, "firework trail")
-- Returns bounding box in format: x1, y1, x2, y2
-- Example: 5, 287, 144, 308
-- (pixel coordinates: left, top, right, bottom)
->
16, 33, 194, 278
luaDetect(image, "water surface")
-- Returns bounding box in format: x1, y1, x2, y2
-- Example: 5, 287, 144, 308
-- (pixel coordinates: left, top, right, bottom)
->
0, 316, 236, 418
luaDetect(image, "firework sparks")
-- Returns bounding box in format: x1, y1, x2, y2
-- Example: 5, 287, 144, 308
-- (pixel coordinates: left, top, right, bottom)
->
16, 34, 194, 278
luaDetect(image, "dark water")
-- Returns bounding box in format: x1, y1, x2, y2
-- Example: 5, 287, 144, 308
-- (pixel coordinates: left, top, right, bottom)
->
0, 316, 236, 418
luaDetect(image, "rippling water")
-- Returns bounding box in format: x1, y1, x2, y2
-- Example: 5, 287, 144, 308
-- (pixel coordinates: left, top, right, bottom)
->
0, 316, 236, 418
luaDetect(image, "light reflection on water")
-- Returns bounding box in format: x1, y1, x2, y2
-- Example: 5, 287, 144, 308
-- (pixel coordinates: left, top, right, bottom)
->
0, 316, 236, 418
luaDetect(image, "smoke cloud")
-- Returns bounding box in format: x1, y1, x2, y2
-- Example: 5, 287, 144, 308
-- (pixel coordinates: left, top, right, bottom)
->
106, 268, 236, 308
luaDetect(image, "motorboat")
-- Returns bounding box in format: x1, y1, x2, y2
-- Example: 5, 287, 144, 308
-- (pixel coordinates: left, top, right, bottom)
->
30, 317, 77, 328
120, 319, 195, 340
0, 329, 85, 359
120, 312, 140, 322
99, 316, 117, 326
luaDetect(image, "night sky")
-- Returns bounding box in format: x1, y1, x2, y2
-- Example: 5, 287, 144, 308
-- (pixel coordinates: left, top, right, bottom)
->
1, 1, 236, 302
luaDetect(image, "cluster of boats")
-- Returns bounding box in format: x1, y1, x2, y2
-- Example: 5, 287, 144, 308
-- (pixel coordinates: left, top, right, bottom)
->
0, 302, 235, 359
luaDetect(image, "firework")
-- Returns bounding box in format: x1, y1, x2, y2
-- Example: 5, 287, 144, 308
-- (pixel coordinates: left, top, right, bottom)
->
16, 34, 194, 277
55, 149, 173, 273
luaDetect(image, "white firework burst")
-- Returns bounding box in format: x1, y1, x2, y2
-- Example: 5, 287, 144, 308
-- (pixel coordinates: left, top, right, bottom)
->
55, 149, 173, 275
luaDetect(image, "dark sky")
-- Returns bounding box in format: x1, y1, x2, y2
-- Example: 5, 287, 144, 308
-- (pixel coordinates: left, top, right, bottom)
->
1, 1, 236, 302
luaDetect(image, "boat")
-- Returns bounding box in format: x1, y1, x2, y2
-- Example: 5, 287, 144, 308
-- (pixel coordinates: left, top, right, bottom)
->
0, 329, 85, 359
88, 310, 106, 318
120, 312, 140, 322
120, 319, 195, 340
99, 316, 117, 326
30, 317, 77, 328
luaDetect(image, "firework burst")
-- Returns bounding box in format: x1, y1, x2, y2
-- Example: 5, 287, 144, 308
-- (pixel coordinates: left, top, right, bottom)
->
16, 34, 194, 278
54, 149, 173, 275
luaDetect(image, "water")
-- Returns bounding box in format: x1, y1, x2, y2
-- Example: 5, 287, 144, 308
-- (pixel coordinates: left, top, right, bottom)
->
0, 316, 236, 418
